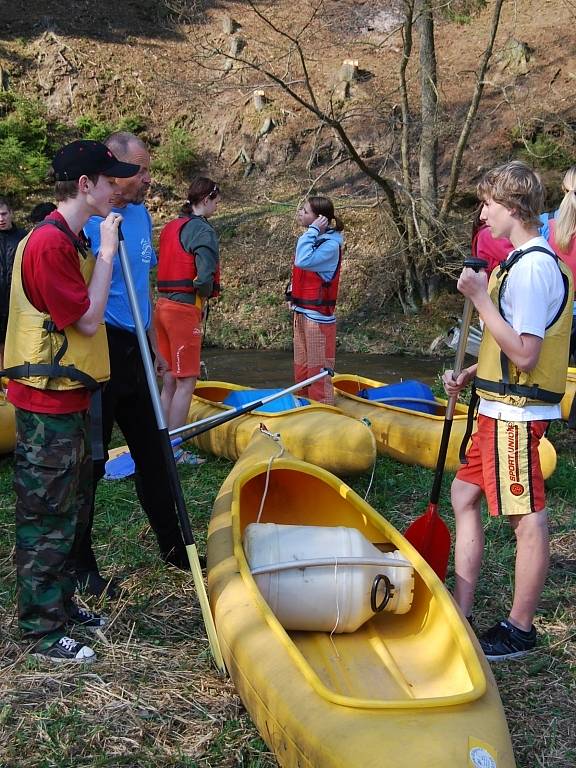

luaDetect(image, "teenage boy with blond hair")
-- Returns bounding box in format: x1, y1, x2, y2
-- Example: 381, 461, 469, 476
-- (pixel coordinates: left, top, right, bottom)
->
443, 160, 572, 660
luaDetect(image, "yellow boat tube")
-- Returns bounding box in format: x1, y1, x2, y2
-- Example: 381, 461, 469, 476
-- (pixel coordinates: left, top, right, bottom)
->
333, 373, 556, 479
0, 391, 16, 455
186, 380, 376, 476
207, 432, 516, 768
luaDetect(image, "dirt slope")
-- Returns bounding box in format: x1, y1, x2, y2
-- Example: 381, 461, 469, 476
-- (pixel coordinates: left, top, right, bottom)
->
1, 0, 575, 351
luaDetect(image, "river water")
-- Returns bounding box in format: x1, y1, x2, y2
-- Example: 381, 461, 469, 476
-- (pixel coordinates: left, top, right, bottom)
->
201, 348, 447, 388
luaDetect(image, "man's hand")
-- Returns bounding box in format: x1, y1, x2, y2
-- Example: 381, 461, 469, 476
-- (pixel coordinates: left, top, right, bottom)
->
99, 212, 123, 263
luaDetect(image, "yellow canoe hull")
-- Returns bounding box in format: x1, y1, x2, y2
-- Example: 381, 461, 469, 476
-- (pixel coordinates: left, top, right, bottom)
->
333, 373, 557, 479
560, 367, 576, 421
0, 392, 16, 455
207, 433, 516, 767
186, 381, 376, 476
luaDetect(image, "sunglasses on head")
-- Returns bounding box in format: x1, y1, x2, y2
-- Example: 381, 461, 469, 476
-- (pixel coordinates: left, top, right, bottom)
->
207, 184, 220, 200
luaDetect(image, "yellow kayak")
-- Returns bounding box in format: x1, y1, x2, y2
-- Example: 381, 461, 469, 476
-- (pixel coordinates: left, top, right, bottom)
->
207, 431, 516, 768
186, 380, 376, 476
0, 391, 16, 455
333, 373, 557, 479
560, 367, 576, 421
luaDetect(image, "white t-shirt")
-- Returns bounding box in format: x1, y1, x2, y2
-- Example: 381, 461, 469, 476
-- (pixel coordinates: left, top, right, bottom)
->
479, 236, 565, 422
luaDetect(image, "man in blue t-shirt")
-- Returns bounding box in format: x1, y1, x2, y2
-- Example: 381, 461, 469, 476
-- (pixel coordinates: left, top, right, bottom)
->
75, 132, 188, 597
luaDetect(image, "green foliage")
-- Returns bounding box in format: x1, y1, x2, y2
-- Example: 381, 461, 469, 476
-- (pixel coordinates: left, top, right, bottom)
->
118, 114, 147, 135
74, 115, 114, 143
0, 93, 150, 198
443, 0, 486, 23
152, 124, 197, 180
513, 130, 575, 171
75, 114, 148, 142
0, 95, 51, 194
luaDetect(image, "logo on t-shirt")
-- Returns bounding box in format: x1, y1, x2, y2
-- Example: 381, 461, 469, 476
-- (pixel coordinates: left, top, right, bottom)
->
140, 238, 153, 264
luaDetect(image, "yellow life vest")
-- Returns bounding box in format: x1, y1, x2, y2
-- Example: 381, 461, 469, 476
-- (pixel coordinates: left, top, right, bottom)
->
3, 222, 110, 391
475, 246, 572, 406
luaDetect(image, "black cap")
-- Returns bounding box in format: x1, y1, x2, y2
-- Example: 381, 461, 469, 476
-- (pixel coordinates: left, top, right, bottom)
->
52, 140, 140, 181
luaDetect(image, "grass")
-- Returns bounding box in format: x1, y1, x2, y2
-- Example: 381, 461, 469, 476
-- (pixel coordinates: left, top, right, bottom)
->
0, 421, 575, 767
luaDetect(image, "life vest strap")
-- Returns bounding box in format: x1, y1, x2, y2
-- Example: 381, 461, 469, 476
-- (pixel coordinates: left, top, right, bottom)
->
474, 377, 563, 404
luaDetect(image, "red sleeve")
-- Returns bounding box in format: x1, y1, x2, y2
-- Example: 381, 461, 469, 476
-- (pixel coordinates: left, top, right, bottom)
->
22, 227, 90, 330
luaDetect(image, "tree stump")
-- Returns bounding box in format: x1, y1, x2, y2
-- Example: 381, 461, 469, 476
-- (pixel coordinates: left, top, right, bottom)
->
339, 59, 359, 83
253, 89, 266, 111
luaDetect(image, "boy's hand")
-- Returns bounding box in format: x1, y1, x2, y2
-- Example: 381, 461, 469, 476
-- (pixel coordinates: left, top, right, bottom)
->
442, 366, 475, 397
312, 215, 329, 234
457, 266, 488, 300
99, 212, 123, 263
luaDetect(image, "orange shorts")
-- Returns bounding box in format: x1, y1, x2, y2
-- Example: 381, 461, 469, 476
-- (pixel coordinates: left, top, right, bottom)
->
154, 297, 203, 378
456, 414, 547, 516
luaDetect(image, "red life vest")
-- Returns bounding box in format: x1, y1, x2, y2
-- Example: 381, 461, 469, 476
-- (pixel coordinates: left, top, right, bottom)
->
547, 218, 576, 295
157, 217, 220, 298
291, 242, 342, 316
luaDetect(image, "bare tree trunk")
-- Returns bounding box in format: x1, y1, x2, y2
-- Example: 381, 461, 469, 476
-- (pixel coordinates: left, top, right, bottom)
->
418, 0, 438, 229
438, 0, 506, 221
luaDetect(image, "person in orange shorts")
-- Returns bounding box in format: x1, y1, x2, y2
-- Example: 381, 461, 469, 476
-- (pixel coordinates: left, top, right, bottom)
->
443, 161, 572, 661
154, 177, 221, 465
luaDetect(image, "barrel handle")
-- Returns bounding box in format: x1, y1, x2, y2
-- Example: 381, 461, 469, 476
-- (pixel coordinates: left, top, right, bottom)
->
370, 574, 394, 613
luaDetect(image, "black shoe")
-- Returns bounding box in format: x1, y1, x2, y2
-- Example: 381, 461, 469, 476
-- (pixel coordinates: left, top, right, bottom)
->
164, 550, 205, 571
32, 636, 96, 664
75, 570, 121, 599
68, 604, 108, 632
479, 619, 537, 661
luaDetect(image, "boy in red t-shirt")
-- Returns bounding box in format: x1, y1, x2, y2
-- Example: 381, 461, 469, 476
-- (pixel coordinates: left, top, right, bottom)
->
3, 140, 138, 663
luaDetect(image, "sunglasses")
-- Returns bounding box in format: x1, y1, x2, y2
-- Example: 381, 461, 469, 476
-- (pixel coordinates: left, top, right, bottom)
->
207, 184, 220, 200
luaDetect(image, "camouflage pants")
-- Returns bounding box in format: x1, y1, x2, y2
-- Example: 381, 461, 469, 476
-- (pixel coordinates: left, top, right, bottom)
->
14, 408, 92, 650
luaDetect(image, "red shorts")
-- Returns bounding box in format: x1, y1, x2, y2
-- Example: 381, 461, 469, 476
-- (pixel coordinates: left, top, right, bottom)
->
456, 414, 547, 516
154, 298, 203, 378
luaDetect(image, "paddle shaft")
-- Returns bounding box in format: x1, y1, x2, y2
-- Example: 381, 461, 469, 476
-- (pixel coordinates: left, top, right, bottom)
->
117, 227, 226, 674
170, 369, 332, 440
429, 257, 487, 504
104, 371, 333, 478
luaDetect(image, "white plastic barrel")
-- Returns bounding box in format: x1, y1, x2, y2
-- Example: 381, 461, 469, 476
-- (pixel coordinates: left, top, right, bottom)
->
243, 523, 414, 633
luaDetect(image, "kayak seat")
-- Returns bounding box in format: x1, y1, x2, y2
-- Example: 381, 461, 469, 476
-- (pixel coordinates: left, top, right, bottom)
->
223, 388, 302, 414
358, 380, 437, 414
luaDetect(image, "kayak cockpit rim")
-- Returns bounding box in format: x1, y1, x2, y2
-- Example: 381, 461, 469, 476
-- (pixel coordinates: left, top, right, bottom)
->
193, 380, 343, 414
332, 373, 469, 419
230, 457, 487, 710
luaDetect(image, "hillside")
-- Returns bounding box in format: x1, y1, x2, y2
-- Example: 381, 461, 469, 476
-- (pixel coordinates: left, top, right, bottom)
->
1, 0, 575, 352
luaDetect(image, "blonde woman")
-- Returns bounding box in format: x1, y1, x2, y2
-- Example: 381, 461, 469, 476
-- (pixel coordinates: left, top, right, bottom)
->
540, 166, 576, 358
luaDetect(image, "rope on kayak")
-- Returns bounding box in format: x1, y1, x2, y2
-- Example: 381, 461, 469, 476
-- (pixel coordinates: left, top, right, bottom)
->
329, 556, 342, 659
361, 417, 377, 501
256, 424, 285, 524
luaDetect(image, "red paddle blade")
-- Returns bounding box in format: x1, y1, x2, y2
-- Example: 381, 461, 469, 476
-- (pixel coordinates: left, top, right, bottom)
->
404, 503, 451, 581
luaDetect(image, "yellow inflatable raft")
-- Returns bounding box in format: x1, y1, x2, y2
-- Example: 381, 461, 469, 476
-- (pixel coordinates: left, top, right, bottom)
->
0, 391, 16, 455
333, 373, 557, 479
186, 381, 376, 476
207, 432, 516, 768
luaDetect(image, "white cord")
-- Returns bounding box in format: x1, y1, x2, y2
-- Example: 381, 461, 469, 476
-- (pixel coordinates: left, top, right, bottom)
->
363, 455, 377, 500
256, 426, 285, 524
328, 556, 342, 659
